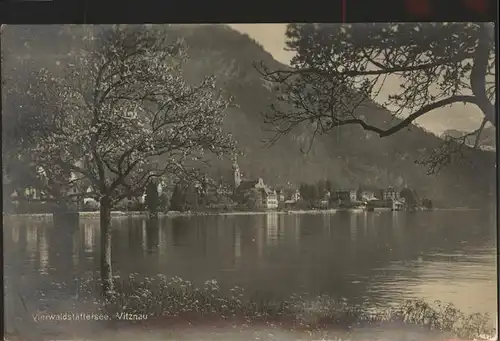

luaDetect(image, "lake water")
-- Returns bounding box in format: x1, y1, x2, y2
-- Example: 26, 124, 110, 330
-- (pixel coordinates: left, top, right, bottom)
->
3, 210, 498, 329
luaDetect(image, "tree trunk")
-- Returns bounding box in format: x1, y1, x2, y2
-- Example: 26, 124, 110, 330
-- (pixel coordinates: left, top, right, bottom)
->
100, 196, 114, 299
471, 23, 496, 127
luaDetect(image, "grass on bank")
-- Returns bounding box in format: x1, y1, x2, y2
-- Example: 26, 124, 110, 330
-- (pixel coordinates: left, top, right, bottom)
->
71, 273, 495, 340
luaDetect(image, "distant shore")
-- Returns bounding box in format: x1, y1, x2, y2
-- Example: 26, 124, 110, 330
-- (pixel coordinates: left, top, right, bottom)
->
3, 209, 340, 220
2, 207, 484, 221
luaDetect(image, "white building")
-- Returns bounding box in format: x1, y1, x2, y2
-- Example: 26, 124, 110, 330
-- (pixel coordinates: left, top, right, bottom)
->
261, 188, 278, 209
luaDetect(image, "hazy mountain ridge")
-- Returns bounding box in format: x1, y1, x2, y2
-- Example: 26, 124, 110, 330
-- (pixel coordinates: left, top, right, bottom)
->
2, 25, 496, 207
442, 127, 496, 150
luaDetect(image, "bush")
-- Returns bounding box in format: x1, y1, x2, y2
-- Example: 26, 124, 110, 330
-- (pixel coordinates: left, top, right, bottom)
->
128, 201, 145, 211
69, 274, 494, 340
15, 201, 59, 214
293, 199, 310, 210
158, 193, 170, 212
82, 200, 99, 211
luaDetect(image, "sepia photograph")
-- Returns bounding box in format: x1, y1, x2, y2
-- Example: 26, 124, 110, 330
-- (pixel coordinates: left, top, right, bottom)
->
2, 23, 497, 341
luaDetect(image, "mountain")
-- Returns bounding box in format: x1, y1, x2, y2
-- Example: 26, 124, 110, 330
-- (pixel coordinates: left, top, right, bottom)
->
442, 127, 496, 150
2, 25, 496, 208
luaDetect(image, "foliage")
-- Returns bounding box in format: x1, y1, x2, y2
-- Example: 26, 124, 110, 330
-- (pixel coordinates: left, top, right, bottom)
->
293, 199, 310, 210
82, 200, 100, 212
169, 180, 202, 212
158, 193, 170, 212
145, 181, 159, 214
70, 273, 494, 340
400, 187, 418, 207
2, 70, 76, 209
169, 183, 188, 212
242, 188, 262, 209
299, 183, 320, 207
13, 201, 60, 214
255, 23, 495, 172
205, 189, 235, 210
324, 179, 334, 194
315, 180, 330, 199
4, 25, 236, 208
128, 201, 146, 212
299, 181, 332, 208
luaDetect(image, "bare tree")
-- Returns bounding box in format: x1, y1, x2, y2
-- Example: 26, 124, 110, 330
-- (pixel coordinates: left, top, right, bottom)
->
255, 23, 495, 172
11, 25, 236, 297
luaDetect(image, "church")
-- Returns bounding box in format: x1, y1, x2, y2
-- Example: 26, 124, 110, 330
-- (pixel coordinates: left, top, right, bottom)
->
232, 159, 278, 209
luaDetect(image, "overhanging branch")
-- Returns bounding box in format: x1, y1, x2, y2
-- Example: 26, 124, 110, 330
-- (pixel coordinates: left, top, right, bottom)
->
334, 95, 480, 137
255, 53, 472, 80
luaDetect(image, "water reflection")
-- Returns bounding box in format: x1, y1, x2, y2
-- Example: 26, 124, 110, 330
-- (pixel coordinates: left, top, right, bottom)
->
350, 213, 357, 242
84, 222, 95, 253
3, 210, 497, 319
255, 219, 264, 258
38, 228, 49, 274
171, 217, 190, 246
146, 218, 160, 255
158, 220, 169, 257
289, 214, 300, 245
234, 226, 241, 264
72, 231, 79, 267
141, 220, 147, 253
26, 225, 37, 259
12, 225, 19, 244
265, 213, 279, 246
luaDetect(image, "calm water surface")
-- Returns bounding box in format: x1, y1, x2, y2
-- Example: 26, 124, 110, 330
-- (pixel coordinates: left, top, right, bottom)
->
3, 210, 497, 319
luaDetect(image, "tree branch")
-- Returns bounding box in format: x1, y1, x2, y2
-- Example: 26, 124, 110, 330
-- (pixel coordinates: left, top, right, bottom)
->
473, 118, 488, 149
255, 52, 472, 81
330, 95, 480, 137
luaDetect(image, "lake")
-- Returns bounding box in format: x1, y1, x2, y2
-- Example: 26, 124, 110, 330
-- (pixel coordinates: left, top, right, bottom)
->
3, 210, 497, 328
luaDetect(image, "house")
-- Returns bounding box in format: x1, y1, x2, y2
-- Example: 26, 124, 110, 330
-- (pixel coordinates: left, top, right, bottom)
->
360, 190, 376, 202
24, 186, 41, 200
392, 199, 404, 211
237, 178, 267, 192
380, 187, 400, 201
277, 187, 301, 204
235, 178, 277, 209
260, 187, 278, 209
117, 185, 147, 209
83, 186, 99, 209
276, 188, 286, 202
286, 188, 301, 203
65, 171, 89, 209
335, 189, 357, 206
366, 198, 404, 211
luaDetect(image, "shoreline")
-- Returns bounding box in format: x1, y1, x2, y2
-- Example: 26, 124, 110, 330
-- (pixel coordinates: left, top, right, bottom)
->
2, 207, 483, 220
3, 209, 339, 219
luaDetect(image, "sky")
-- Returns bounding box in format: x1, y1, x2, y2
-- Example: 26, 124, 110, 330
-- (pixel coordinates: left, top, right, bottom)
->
229, 24, 487, 136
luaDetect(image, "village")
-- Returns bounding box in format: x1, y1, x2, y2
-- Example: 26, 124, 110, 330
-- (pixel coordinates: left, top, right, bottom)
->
6, 159, 431, 214
226, 160, 428, 212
